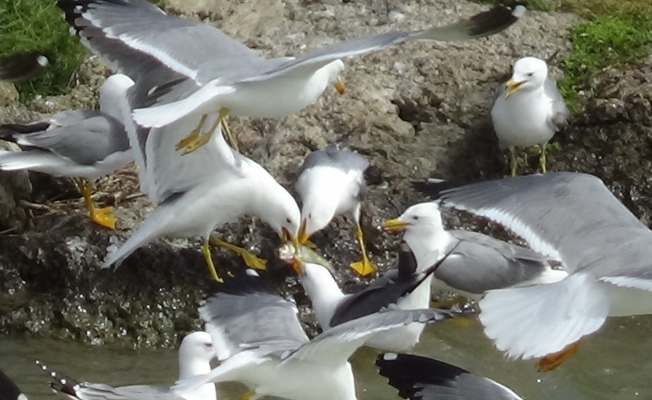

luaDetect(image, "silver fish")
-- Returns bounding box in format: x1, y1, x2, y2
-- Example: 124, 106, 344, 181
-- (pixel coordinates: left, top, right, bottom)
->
277, 242, 336, 274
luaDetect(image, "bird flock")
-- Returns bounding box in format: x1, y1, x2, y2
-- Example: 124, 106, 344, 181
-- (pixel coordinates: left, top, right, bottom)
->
0, 0, 651, 399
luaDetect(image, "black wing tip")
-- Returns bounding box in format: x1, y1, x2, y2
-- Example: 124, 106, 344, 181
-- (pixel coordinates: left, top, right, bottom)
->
0, 369, 23, 400
205, 269, 274, 299
0, 51, 50, 83
467, 2, 527, 37
35, 360, 80, 398
397, 242, 418, 278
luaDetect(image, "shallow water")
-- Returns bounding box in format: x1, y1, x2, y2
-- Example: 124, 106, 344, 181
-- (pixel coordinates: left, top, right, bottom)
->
3, 315, 652, 400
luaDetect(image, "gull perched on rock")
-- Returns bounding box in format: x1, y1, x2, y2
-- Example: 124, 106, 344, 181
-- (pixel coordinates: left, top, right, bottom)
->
0, 50, 49, 82
414, 172, 652, 371
491, 56, 569, 176
173, 269, 455, 400
295, 144, 375, 276
36, 331, 216, 400
0, 74, 134, 229
285, 242, 454, 352
58, 0, 525, 154
377, 353, 523, 400
381, 202, 566, 304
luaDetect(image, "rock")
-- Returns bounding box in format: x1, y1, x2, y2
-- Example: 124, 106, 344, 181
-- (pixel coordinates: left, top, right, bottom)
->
0, 0, 650, 348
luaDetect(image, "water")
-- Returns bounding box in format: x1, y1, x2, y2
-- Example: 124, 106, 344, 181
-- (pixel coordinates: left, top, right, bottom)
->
3, 315, 652, 400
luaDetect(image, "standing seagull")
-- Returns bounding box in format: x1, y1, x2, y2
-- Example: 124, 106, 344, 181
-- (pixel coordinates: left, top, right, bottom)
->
414, 172, 652, 371
381, 202, 565, 302
295, 144, 375, 276
377, 353, 523, 400
0, 50, 49, 82
36, 331, 216, 400
491, 56, 569, 176
173, 269, 455, 400
58, 0, 525, 154
285, 242, 449, 352
0, 74, 133, 229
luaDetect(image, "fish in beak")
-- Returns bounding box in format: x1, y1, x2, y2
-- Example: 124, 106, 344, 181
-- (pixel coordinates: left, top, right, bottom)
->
504, 78, 524, 98
281, 227, 301, 253
381, 218, 409, 233
334, 77, 346, 95
288, 256, 303, 275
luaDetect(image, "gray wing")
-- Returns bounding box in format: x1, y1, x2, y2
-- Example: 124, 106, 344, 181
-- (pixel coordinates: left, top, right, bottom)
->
199, 271, 309, 361
429, 172, 652, 281
544, 78, 569, 131
0, 369, 24, 400
285, 308, 455, 365
13, 111, 129, 166
376, 353, 523, 400
0, 51, 48, 83
435, 231, 553, 294
75, 385, 178, 400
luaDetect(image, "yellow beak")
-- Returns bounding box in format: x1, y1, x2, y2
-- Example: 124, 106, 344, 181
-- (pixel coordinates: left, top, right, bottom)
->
298, 220, 311, 244
281, 227, 301, 253
334, 77, 346, 95
381, 218, 409, 233
504, 78, 524, 98
286, 255, 303, 275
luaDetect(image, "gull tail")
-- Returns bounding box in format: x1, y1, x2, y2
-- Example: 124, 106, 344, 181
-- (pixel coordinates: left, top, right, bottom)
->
0, 369, 25, 400
35, 360, 81, 400
376, 353, 523, 400
0, 150, 67, 172
102, 202, 177, 269
479, 273, 609, 360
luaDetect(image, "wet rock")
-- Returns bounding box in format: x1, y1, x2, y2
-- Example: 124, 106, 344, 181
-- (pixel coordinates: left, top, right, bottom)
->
0, 0, 650, 347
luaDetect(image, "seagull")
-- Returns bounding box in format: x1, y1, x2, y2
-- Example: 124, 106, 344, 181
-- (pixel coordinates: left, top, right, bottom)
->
286, 242, 453, 352
173, 269, 456, 400
0, 368, 28, 400
102, 117, 301, 281
0, 50, 49, 82
0, 74, 134, 229
36, 331, 216, 400
491, 56, 570, 176
58, 0, 525, 154
377, 353, 523, 400
413, 172, 652, 371
295, 144, 375, 276
381, 202, 566, 303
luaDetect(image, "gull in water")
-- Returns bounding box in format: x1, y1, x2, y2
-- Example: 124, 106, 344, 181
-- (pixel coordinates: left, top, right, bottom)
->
284, 242, 456, 352
491, 56, 569, 176
0, 74, 134, 229
381, 202, 566, 304
295, 144, 375, 276
173, 269, 455, 400
414, 172, 652, 371
58, 0, 525, 154
0, 368, 28, 400
36, 331, 216, 400
0, 50, 49, 82
377, 353, 523, 400
102, 113, 301, 281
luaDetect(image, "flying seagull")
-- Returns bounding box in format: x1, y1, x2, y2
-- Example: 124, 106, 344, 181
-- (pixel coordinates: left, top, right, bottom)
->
58, 0, 525, 154
295, 143, 375, 276
377, 353, 523, 400
173, 269, 456, 400
414, 172, 652, 371
36, 331, 216, 400
381, 202, 566, 303
0, 50, 49, 83
0, 74, 133, 229
491, 56, 569, 176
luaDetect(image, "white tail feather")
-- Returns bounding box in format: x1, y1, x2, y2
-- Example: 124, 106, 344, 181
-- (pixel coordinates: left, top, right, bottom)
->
479, 273, 609, 360
0, 150, 68, 172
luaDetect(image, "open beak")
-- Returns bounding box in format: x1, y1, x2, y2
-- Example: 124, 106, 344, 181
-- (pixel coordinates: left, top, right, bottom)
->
298, 220, 310, 244
334, 77, 346, 95
381, 218, 409, 233
281, 227, 301, 253
504, 78, 524, 98
288, 256, 303, 275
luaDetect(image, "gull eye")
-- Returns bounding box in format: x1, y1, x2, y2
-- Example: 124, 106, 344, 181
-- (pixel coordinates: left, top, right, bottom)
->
204, 343, 212, 349
286, 218, 291, 224
526, 72, 534, 77
412, 216, 419, 221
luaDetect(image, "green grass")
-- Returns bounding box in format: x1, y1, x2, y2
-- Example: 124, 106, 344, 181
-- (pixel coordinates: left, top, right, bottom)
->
0, 0, 87, 101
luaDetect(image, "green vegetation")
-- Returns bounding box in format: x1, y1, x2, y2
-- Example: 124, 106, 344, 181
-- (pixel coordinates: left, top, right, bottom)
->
0, 0, 86, 101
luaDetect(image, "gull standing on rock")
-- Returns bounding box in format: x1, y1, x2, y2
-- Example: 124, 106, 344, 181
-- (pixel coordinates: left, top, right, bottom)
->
58, 0, 525, 154
381, 202, 566, 303
0, 74, 134, 229
491, 56, 569, 176
414, 172, 652, 371
295, 144, 376, 276
36, 331, 217, 400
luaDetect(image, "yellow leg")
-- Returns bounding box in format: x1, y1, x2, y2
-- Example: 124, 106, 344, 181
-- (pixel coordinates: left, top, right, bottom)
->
349, 223, 377, 277
210, 235, 267, 270
537, 341, 581, 372
509, 147, 517, 177
75, 178, 117, 230
181, 108, 230, 155
201, 239, 223, 283
175, 114, 207, 150
539, 143, 547, 173
240, 390, 255, 400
